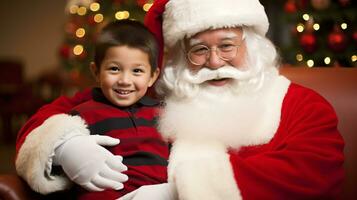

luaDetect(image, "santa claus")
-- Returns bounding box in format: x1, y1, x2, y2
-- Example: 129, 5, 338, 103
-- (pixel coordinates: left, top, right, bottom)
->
138, 0, 344, 199
15, 0, 344, 199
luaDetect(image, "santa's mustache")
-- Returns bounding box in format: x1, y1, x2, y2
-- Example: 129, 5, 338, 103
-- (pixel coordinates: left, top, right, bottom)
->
182, 66, 253, 84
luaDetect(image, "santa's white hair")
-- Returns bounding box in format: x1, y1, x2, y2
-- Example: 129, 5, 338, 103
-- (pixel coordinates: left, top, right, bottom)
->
155, 26, 280, 100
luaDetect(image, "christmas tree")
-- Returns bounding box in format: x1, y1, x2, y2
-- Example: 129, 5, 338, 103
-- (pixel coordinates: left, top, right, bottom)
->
59, 0, 152, 82
282, 0, 356, 67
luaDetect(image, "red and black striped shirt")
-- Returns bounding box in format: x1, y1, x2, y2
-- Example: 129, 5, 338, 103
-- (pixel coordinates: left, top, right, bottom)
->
70, 88, 169, 200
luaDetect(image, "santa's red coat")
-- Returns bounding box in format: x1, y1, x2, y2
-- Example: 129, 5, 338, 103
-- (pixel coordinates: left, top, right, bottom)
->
230, 83, 344, 199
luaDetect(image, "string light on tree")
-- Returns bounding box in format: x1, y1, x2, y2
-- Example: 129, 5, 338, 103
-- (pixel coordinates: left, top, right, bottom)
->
313, 23, 320, 31
69, 5, 79, 14
143, 3, 153, 11
93, 13, 104, 23
115, 11, 130, 20
89, 2, 100, 11
324, 57, 331, 65
77, 6, 87, 16
307, 60, 315, 67
75, 28, 86, 38
296, 54, 304, 62
302, 14, 309, 21
73, 45, 84, 56
352, 55, 357, 63
340, 23, 347, 30
296, 23, 304, 33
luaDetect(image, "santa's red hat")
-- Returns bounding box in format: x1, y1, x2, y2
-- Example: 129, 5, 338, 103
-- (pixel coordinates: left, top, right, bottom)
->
144, 0, 269, 66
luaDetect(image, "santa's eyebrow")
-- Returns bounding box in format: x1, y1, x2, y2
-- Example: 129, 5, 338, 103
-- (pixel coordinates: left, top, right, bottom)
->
188, 38, 202, 46
221, 31, 239, 39
188, 32, 239, 47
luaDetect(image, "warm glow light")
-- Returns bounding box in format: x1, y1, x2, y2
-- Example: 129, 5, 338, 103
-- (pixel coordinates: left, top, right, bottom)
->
115, 11, 130, 20
73, 45, 84, 55
324, 57, 331, 65
302, 14, 310, 21
313, 23, 320, 31
143, 3, 153, 12
297, 23, 304, 33
296, 54, 303, 62
352, 55, 357, 62
69, 5, 79, 14
77, 6, 87, 16
90, 2, 100, 12
75, 28, 85, 38
307, 60, 314, 67
341, 23, 347, 30
94, 14, 104, 23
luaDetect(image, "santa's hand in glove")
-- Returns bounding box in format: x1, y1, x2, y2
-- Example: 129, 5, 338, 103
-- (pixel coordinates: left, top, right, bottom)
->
54, 134, 128, 191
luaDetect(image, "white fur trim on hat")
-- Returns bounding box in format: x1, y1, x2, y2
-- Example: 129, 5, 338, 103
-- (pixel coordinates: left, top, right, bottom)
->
163, 0, 269, 47
15, 114, 90, 194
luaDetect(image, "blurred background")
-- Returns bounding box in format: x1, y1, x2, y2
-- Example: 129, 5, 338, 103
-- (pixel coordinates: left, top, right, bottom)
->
0, 0, 356, 174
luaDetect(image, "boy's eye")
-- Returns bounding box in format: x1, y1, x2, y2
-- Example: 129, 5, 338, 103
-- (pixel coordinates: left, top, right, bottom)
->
133, 68, 144, 73
108, 66, 120, 71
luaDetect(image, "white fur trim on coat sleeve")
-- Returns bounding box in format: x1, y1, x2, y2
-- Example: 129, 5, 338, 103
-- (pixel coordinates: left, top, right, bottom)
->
15, 114, 90, 194
168, 140, 242, 200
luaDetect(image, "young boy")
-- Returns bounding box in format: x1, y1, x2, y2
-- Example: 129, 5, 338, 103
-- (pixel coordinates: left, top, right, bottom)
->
61, 20, 168, 199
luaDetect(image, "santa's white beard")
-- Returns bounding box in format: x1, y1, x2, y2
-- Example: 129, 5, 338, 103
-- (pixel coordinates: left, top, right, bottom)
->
158, 65, 279, 148
157, 62, 288, 200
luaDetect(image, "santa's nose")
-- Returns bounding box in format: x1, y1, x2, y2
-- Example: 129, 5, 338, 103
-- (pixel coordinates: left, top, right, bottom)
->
205, 50, 226, 69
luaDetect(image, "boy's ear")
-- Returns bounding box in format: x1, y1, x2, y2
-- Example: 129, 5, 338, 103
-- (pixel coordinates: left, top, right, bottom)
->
148, 67, 160, 87
89, 62, 100, 82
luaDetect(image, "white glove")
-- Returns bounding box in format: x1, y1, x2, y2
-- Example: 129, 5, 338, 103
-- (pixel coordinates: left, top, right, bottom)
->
54, 134, 128, 191
118, 183, 177, 200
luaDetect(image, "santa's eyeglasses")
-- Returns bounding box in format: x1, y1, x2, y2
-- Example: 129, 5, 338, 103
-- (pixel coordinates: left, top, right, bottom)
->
187, 43, 240, 66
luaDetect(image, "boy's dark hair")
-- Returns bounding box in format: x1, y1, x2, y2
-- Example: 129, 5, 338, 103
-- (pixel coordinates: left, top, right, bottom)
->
94, 19, 159, 74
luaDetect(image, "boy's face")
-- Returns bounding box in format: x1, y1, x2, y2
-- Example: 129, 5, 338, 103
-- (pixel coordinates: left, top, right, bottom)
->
92, 45, 159, 107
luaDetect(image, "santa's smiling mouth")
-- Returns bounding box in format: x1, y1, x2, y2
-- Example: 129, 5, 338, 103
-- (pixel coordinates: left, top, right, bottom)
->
212, 78, 229, 81
207, 78, 231, 86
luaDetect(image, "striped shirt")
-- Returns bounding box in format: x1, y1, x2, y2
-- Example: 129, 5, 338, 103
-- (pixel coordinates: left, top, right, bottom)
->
70, 88, 169, 200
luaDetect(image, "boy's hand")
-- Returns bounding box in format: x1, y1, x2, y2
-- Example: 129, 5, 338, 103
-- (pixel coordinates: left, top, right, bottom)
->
118, 183, 177, 200
54, 135, 128, 191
